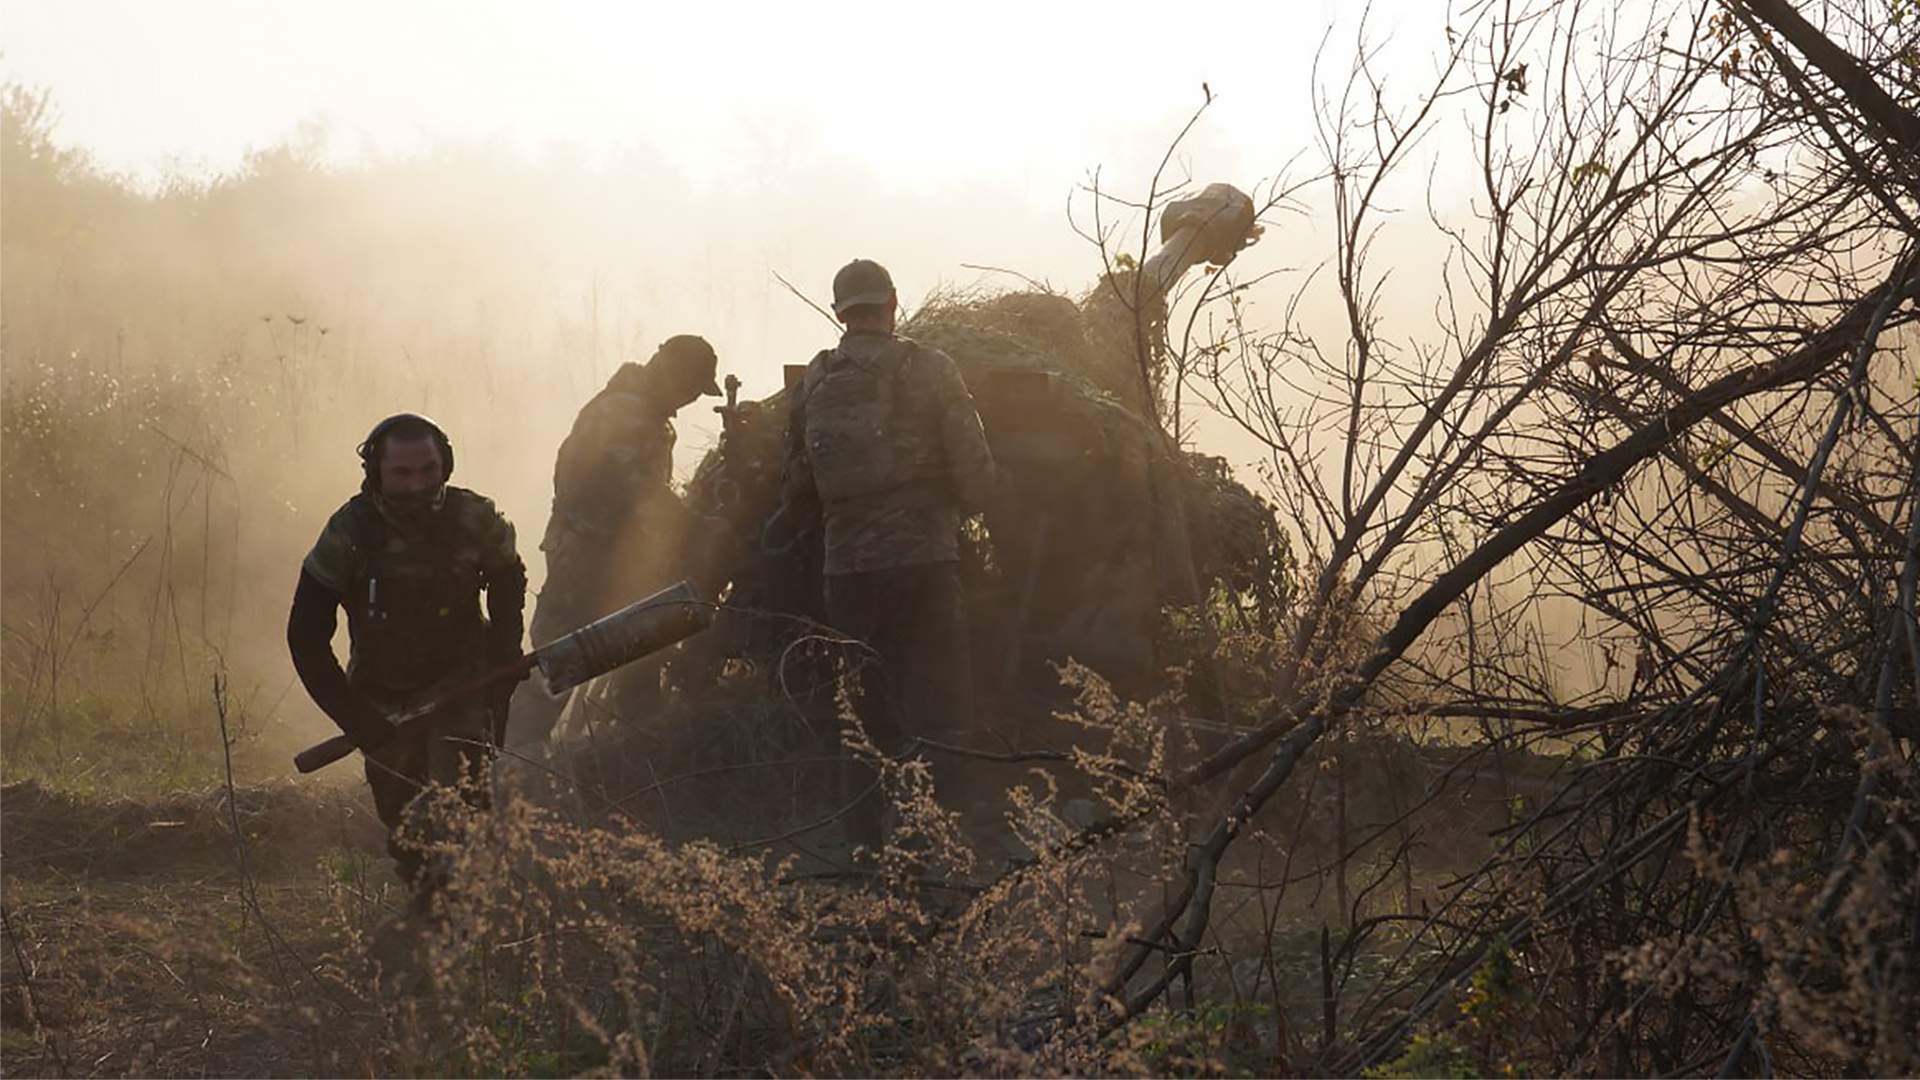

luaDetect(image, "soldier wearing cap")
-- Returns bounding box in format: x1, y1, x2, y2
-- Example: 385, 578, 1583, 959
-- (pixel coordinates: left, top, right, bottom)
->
514, 334, 728, 742
780, 260, 996, 847
287, 413, 527, 893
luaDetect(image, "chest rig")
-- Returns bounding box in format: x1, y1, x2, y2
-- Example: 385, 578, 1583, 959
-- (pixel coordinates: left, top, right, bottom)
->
340, 493, 489, 692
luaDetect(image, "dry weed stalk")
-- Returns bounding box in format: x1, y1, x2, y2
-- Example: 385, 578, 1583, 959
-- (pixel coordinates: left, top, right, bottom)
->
5, 0, 1919, 1074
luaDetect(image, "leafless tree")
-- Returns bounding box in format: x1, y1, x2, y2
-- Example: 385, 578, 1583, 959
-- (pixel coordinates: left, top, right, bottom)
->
1069, 0, 1919, 1071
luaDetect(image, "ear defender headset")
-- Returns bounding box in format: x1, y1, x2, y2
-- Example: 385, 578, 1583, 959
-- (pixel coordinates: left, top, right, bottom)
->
357, 412, 455, 492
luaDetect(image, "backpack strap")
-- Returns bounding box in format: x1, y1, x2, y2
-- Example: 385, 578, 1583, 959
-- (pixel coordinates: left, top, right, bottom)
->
798, 347, 835, 402
347, 496, 387, 567
791, 348, 835, 448
887, 336, 943, 437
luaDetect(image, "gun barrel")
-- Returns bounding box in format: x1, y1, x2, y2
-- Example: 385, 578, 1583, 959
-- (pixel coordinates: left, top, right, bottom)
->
292, 653, 538, 775
535, 580, 712, 696
291, 581, 712, 775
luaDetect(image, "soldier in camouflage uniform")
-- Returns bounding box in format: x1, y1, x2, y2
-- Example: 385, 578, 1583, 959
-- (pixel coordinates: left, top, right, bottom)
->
781, 259, 996, 846
287, 413, 526, 892
513, 334, 726, 742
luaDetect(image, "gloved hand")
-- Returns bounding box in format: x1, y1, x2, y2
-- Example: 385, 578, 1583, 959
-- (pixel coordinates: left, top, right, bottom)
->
484, 632, 531, 685
347, 711, 399, 753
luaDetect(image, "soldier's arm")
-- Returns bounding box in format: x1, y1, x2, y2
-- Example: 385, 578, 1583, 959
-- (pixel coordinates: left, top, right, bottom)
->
472, 500, 529, 664
778, 377, 821, 528
553, 399, 665, 532
485, 563, 528, 663
638, 424, 702, 527
592, 409, 700, 539
286, 570, 393, 751
926, 349, 997, 514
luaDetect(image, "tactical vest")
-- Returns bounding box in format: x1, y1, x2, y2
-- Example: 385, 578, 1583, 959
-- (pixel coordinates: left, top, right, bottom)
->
338, 491, 490, 692
800, 337, 945, 504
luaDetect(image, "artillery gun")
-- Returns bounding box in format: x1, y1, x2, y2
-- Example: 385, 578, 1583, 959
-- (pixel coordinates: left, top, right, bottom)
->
679, 183, 1286, 710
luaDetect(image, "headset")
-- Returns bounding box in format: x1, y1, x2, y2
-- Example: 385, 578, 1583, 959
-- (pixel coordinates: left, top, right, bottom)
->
357, 412, 455, 491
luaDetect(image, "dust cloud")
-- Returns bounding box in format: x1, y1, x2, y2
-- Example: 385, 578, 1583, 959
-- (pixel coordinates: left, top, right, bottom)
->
0, 84, 1281, 769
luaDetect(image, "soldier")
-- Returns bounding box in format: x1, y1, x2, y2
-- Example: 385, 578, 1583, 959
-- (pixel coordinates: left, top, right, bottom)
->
781, 258, 996, 846
513, 334, 726, 743
286, 413, 527, 894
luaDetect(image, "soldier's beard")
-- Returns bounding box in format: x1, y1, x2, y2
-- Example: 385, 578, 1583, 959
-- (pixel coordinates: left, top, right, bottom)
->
377, 484, 447, 522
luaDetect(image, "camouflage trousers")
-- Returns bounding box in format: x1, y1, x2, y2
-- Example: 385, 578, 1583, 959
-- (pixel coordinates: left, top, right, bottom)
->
361, 673, 495, 894
824, 561, 974, 847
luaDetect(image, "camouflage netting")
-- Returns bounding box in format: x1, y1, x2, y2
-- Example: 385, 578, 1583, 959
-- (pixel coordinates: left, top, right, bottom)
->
674, 287, 1287, 713
1182, 453, 1294, 622
909, 288, 1130, 404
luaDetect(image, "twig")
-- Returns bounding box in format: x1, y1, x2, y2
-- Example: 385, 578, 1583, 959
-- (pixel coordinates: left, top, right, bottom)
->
770, 268, 842, 330
959, 263, 1054, 293
210, 665, 348, 1016
214, 670, 288, 982
1, 904, 69, 1077
730, 781, 879, 852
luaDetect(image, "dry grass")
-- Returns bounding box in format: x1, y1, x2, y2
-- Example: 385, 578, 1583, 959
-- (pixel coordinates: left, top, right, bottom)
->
1, 666, 1543, 1077
7, 14, 1917, 1071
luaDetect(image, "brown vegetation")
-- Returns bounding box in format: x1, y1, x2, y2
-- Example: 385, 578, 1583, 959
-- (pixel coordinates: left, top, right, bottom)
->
5, 0, 1919, 1075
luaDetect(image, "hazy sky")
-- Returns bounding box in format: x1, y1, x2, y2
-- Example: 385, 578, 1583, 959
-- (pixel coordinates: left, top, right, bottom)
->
3, 0, 1469, 511
2, 0, 1443, 200
1, 0, 1651, 697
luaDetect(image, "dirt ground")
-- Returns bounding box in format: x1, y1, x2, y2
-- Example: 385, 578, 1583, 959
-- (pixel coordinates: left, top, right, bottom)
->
0, 716, 1551, 1079
1, 778, 400, 1078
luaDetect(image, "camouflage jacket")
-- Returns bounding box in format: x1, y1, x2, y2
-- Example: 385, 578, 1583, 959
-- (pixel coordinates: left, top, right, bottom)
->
544, 362, 683, 550
782, 330, 995, 575
302, 486, 524, 693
